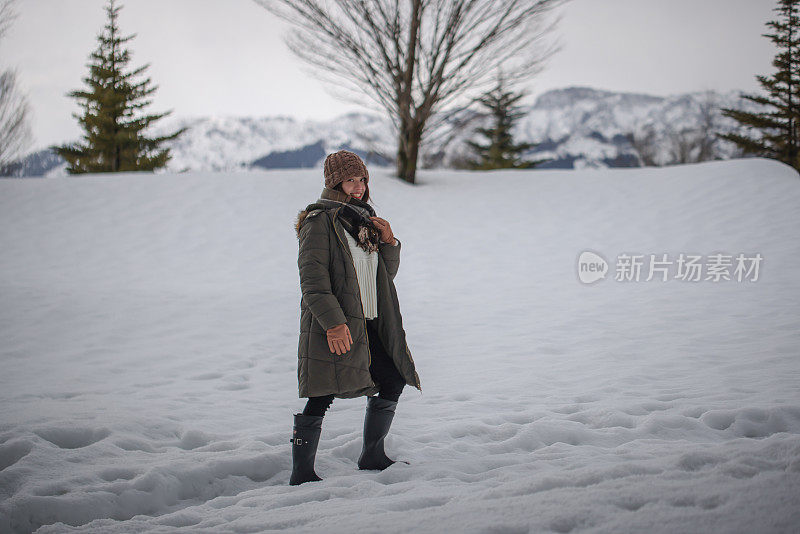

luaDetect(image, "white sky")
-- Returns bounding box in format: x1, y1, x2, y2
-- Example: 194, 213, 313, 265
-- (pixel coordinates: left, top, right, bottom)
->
3, 0, 777, 151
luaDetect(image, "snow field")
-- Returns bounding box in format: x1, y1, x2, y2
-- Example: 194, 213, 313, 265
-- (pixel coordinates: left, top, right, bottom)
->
1, 158, 799, 532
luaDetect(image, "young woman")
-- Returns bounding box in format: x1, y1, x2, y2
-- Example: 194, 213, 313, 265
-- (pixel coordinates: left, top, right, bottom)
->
290, 150, 421, 485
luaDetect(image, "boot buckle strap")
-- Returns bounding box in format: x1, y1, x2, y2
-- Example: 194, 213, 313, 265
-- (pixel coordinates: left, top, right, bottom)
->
293, 438, 304, 445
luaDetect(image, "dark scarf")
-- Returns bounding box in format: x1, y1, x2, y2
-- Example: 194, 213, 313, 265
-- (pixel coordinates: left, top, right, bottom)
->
317, 187, 381, 253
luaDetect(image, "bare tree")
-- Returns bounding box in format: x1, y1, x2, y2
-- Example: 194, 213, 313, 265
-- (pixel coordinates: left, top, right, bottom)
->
665, 126, 701, 165
628, 125, 659, 167
630, 91, 724, 168
666, 92, 723, 165
254, 0, 563, 183
695, 89, 720, 162
0, 0, 31, 173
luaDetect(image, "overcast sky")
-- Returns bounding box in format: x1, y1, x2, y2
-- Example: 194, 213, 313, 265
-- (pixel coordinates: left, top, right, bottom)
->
3, 0, 777, 151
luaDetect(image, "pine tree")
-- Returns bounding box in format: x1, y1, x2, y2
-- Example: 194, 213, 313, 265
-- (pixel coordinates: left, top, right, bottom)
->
718, 0, 800, 170
465, 75, 547, 170
53, 0, 185, 174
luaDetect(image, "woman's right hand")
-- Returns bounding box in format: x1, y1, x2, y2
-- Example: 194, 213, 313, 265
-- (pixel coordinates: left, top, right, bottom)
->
326, 323, 353, 355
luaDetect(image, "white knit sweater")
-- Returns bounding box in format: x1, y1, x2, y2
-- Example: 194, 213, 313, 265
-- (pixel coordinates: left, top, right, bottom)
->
343, 231, 380, 319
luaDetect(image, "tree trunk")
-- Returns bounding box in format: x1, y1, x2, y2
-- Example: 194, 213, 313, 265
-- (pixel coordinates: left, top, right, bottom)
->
394, 0, 422, 184
396, 118, 422, 183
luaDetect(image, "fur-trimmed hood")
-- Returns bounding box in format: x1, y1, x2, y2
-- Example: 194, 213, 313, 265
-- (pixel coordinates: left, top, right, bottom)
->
294, 186, 351, 238
294, 203, 327, 238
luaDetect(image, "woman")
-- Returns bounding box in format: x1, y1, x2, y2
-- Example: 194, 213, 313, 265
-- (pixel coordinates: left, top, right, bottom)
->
290, 150, 421, 485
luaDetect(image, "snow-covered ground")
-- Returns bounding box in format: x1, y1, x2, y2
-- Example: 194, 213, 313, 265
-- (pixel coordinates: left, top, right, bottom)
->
1, 159, 799, 533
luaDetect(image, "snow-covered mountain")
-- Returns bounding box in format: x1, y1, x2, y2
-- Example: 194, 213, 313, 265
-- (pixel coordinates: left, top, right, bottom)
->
442, 86, 753, 170
12, 86, 757, 177
157, 111, 395, 173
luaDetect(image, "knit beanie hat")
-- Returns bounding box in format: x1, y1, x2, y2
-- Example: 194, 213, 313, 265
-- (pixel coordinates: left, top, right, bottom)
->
323, 150, 370, 189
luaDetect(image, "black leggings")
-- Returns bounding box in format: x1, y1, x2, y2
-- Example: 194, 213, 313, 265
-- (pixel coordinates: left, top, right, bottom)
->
303, 318, 405, 417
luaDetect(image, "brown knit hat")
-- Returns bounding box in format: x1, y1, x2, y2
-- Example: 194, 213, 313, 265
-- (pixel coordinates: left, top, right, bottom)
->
323, 150, 369, 189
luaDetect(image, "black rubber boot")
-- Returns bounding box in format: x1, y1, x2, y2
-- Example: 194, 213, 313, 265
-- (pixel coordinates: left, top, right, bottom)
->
289, 413, 323, 485
357, 396, 400, 470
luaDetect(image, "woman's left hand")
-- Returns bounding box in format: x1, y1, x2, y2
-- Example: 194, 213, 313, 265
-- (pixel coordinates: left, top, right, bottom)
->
370, 216, 396, 245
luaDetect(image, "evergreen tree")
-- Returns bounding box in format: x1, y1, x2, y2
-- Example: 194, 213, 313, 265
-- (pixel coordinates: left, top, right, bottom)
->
718, 0, 800, 170
53, 0, 185, 173
465, 75, 547, 170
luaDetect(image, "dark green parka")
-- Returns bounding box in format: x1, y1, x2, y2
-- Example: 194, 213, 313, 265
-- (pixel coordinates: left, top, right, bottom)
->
294, 190, 422, 399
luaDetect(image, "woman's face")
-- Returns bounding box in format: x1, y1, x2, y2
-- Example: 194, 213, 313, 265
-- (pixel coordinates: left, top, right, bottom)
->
340, 176, 367, 199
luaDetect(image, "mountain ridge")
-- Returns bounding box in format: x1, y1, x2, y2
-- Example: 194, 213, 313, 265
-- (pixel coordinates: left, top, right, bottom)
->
6, 85, 757, 177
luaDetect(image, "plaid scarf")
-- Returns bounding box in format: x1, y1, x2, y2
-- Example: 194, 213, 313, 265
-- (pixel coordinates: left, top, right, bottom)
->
317, 187, 381, 253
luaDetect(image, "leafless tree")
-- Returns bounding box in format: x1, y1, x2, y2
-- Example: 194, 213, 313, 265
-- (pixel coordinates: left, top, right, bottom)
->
695, 89, 720, 162
665, 126, 701, 165
0, 0, 31, 173
254, 0, 563, 183
666, 91, 723, 165
0, 70, 31, 171
630, 91, 724, 168
628, 125, 659, 167
0, 0, 16, 37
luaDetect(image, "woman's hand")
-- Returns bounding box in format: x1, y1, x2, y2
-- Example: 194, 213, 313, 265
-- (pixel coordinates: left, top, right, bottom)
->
370, 216, 396, 245
326, 323, 353, 355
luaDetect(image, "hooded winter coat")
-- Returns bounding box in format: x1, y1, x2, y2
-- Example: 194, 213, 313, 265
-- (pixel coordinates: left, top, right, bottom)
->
294, 188, 422, 399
